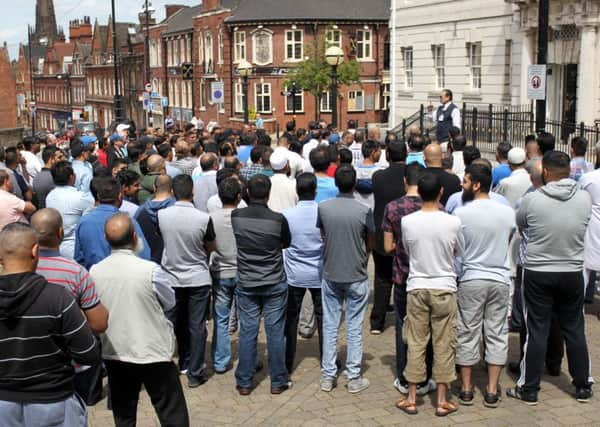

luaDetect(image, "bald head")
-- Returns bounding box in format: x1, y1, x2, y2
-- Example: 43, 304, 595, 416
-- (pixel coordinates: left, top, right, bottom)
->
154, 174, 172, 195
104, 213, 136, 250
200, 153, 218, 172
526, 158, 544, 189
31, 208, 63, 248
175, 140, 190, 158
0, 223, 39, 273
146, 154, 165, 173
424, 143, 443, 167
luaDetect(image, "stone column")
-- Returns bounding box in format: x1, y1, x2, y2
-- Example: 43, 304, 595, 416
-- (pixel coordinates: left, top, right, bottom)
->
577, 25, 597, 125
520, 29, 535, 104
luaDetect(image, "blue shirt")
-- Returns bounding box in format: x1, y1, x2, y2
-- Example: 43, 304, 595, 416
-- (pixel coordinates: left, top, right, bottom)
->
282, 201, 323, 288
406, 152, 426, 167
316, 176, 338, 203
237, 145, 253, 164
75, 204, 151, 269
72, 160, 93, 195
492, 163, 511, 188
445, 190, 511, 214
46, 185, 94, 260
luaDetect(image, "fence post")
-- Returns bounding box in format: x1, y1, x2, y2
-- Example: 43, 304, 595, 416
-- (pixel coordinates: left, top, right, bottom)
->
365, 121, 369, 137
503, 108, 509, 142
402, 118, 407, 142
580, 122, 585, 137
488, 104, 493, 143
472, 107, 478, 148
529, 104, 535, 133
276, 122, 280, 139
462, 102, 467, 134
419, 104, 424, 134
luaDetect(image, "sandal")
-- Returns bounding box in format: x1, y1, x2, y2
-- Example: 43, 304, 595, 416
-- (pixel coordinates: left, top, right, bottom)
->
435, 401, 458, 417
396, 398, 418, 415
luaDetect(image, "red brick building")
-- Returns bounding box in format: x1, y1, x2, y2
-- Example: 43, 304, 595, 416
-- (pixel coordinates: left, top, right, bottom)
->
0, 43, 18, 129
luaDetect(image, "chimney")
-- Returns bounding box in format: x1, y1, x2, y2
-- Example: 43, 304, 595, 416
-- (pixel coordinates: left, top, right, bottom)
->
79, 16, 93, 42
165, 4, 186, 19
69, 19, 81, 41
203, 0, 221, 12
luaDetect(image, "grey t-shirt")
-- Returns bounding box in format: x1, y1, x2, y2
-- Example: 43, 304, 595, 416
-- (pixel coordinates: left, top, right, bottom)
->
455, 198, 516, 285
317, 194, 375, 283
209, 208, 237, 279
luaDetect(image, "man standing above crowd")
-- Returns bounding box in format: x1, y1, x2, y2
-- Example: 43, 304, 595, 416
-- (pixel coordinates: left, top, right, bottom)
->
396, 172, 462, 416
0, 223, 100, 426
508, 151, 593, 405
46, 161, 94, 260
370, 141, 407, 334
454, 164, 516, 408
318, 165, 375, 394
428, 89, 461, 146
232, 174, 292, 396
159, 175, 216, 388
90, 213, 189, 426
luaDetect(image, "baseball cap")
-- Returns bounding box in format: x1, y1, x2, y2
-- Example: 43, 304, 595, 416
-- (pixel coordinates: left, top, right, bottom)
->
110, 133, 123, 144
80, 135, 98, 145
508, 147, 526, 165
165, 118, 174, 129
116, 123, 130, 133
270, 147, 289, 171
328, 133, 341, 144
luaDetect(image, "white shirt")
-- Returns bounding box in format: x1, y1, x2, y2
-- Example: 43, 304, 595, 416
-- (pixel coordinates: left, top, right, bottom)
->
494, 168, 532, 209
452, 151, 465, 181
206, 194, 247, 214
302, 138, 328, 160
280, 147, 305, 178
349, 142, 363, 166
402, 210, 463, 292
22, 150, 43, 180
119, 200, 139, 218
429, 101, 461, 129
580, 169, 600, 270
268, 173, 298, 213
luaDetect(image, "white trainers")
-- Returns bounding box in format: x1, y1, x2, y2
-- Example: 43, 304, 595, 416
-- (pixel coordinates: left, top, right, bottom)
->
320, 377, 337, 392
416, 378, 437, 396
393, 378, 409, 394
347, 377, 370, 394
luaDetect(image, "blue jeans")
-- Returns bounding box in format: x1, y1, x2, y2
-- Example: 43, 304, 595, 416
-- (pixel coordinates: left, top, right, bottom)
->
166, 286, 211, 382
321, 278, 369, 380
212, 278, 238, 371
0, 394, 87, 426
235, 281, 288, 389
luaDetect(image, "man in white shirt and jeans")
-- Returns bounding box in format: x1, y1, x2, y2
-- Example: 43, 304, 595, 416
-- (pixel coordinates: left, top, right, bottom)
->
396, 171, 463, 417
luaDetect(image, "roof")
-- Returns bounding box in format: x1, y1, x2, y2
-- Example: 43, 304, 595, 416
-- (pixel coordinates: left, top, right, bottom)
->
23, 43, 47, 62
226, 0, 390, 23
115, 22, 137, 49
162, 4, 203, 36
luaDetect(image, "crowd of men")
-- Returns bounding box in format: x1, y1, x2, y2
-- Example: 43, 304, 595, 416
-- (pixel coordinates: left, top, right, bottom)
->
0, 89, 599, 424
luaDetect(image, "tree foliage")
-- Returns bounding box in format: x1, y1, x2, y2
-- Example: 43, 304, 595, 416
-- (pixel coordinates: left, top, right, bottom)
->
285, 35, 361, 117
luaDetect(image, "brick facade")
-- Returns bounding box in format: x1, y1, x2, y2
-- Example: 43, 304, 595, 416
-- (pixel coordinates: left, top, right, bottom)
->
0, 44, 18, 129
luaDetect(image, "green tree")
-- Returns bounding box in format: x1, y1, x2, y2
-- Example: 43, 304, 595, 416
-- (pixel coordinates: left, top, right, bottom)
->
285, 36, 361, 121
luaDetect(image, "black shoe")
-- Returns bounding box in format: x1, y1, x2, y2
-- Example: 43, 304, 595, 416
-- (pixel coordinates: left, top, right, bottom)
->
506, 386, 538, 405
459, 389, 474, 406
236, 385, 252, 396
271, 381, 293, 395
188, 375, 207, 388
508, 362, 521, 375
483, 386, 502, 408
576, 387, 593, 403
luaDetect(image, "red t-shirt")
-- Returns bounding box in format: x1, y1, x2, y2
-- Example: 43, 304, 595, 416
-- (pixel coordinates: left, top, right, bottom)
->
327, 164, 337, 178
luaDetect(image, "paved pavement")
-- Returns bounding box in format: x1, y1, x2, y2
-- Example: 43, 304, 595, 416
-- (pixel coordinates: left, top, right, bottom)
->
88, 290, 600, 426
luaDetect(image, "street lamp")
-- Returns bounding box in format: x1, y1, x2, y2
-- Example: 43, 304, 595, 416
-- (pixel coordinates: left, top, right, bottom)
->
325, 46, 344, 128
237, 59, 252, 124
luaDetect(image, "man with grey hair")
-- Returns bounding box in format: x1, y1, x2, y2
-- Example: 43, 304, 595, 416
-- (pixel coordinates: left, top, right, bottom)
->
90, 212, 189, 426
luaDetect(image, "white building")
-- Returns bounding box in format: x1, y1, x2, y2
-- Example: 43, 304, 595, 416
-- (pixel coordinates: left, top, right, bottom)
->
390, 0, 600, 129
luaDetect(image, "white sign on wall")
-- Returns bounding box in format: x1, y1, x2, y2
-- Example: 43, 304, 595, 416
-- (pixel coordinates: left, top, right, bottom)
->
527, 64, 547, 100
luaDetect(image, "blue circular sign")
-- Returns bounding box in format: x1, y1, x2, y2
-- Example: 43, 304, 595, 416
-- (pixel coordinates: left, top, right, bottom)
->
214, 90, 223, 99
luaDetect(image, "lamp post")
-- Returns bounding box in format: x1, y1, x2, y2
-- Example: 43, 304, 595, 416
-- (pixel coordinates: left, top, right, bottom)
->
325, 46, 344, 129
111, 0, 125, 123
237, 59, 252, 124
535, 0, 549, 133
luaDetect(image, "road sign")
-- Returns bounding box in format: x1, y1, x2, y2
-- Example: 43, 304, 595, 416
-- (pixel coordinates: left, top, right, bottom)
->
143, 92, 150, 101
151, 92, 159, 98
161, 97, 169, 107
147, 102, 154, 112
527, 64, 547, 100
145, 82, 152, 93
211, 81, 224, 104
143, 98, 150, 110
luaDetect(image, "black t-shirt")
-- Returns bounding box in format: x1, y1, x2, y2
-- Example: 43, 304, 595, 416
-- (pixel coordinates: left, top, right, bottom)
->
425, 167, 461, 206
372, 163, 407, 254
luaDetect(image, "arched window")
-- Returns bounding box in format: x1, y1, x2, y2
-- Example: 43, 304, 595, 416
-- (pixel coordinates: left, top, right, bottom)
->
252, 29, 273, 66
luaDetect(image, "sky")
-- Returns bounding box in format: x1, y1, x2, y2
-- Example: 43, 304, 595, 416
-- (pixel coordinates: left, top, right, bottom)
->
2, 0, 199, 61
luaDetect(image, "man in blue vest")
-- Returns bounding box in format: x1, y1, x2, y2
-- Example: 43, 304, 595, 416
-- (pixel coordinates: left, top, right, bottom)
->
428, 89, 461, 144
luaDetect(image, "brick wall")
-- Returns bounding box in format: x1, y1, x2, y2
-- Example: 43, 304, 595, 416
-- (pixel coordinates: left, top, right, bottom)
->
0, 46, 18, 129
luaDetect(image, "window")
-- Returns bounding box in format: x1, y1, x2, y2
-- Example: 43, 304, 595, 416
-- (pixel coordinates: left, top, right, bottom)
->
235, 81, 245, 113
204, 32, 213, 72
467, 42, 482, 90
504, 40, 512, 97
253, 30, 273, 65
380, 83, 390, 110
197, 35, 204, 64
234, 31, 246, 62
348, 90, 364, 111
356, 30, 372, 60
199, 79, 206, 109
285, 30, 303, 61
218, 30, 224, 64
174, 38, 180, 65
320, 91, 334, 112
326, 29, 341, 48
255, 83, 271, 113
285, 86, 303, 113
402, 47, 413, 89
432, 44, 445, 89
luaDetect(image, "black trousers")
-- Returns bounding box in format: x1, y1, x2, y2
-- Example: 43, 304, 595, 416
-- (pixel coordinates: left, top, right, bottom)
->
520, 269, 591, 395
370, 252, 393, 331
513, 266, 564, 369
285, 286, 322, 373
105, 360, 189, 427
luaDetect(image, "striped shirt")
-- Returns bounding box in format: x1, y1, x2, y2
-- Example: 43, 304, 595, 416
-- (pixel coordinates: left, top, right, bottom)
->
36, 249, 100, 310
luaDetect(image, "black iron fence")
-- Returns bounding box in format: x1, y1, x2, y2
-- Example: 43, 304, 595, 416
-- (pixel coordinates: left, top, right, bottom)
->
392, 103, 600, 163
